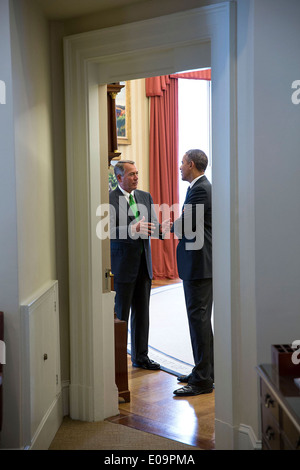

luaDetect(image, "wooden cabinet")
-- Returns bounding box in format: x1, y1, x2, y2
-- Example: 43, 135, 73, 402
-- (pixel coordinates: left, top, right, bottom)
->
257, 364, 300, 450
114, 316, 130, 403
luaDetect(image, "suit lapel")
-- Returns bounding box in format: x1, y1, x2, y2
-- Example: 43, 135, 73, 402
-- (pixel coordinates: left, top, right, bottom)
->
114, 187, 135, 222
133, 190, 142, 205
186, 176, 207, 202
114, 188, 147, 222
191, 175, 207, 191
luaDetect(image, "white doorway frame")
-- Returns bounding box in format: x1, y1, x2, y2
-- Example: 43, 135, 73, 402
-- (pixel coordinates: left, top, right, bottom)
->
64, 2, 238, 449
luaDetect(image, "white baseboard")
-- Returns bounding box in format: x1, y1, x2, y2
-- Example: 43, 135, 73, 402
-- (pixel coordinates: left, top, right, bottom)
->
215, 419, 261, 450
238, 424, 261, 450
29, 393, 63, 450
215, 419, 235, 449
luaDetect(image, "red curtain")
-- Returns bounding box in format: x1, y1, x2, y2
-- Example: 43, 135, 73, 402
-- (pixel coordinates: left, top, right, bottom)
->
146, 69, 211, 280
146, 75, 179, 279
170, 68, 211, 81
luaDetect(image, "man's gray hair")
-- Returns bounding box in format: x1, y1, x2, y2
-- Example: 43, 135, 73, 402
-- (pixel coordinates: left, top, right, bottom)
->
114, 160, 136, 178
185, 149, 208, 172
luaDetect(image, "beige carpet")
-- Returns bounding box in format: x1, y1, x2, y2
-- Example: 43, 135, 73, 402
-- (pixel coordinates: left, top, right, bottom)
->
49, 417, 201, 451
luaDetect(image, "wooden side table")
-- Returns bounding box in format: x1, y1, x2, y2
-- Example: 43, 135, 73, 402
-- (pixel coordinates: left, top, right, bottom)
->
257, 364, 300, 450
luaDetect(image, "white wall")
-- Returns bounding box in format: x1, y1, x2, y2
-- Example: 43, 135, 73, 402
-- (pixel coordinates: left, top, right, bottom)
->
11, 0, 56, 302
0, 0, 21, 450
0, 0, 57, 448
253, 0, 300, 360
236, 0, 300, 443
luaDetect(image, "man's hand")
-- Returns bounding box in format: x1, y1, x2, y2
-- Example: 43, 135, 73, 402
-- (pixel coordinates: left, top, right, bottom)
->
131, 216, 155, 237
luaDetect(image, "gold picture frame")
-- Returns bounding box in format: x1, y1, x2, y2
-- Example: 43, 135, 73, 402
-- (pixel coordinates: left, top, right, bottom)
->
116, 81, 131, 145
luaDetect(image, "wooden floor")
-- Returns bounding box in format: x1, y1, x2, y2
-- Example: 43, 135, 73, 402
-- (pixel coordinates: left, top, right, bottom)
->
107, 278, 215, 450
107, 358, 215, 450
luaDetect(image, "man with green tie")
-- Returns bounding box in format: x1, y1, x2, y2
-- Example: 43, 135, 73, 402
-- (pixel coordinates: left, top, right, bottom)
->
109, 160, 170, 370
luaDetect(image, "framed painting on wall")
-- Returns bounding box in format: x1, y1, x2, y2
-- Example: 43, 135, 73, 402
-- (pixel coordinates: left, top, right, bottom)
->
116, 81, 131, 145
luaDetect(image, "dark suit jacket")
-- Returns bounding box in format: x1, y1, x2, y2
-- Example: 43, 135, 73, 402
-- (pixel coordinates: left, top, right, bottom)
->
109, 187, 161, 283
172, 176, 212, 281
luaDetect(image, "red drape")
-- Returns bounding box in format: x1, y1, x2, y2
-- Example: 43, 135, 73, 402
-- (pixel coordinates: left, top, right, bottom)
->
170, 68, 211, 81
146, 75, 179, 279
146, 69, 211, 279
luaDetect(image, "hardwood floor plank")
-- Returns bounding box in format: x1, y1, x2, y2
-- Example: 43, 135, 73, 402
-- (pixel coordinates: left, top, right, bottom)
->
107, 358, 215, 450
111, 412, 212, 449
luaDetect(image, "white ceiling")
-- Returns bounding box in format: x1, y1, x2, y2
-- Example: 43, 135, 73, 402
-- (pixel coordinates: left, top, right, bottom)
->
36, 0, 147, 20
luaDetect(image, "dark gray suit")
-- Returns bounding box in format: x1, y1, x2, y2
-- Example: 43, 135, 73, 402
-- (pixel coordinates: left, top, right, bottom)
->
109, 187, 161, 364
172, 176, 214, 386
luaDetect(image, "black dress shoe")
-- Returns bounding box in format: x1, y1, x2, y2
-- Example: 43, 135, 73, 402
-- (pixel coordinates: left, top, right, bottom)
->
173, 384, 213, 397
177, 373, 192, 383
132, 358, 160, 370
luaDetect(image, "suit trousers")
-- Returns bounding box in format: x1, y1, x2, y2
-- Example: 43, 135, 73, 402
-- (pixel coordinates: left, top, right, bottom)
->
113, 251, 151, 364
183, 278, 214, 386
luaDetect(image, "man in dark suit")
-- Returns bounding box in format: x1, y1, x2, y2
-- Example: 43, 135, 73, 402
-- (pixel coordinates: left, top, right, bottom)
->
172, 149, 214, 396
110, 160, 170, 370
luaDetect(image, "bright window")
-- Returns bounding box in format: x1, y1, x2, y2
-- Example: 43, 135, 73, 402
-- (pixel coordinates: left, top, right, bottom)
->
178, 78, 211, 207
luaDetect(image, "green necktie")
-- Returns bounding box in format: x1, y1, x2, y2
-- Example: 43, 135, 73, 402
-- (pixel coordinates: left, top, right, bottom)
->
129, 193, 143, 252
129, 194, 140, 220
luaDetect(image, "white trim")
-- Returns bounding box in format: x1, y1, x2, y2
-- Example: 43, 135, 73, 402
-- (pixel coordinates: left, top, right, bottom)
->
238, 425, 261, 451
64, 2, 238, 447
29, 393, 63, 450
